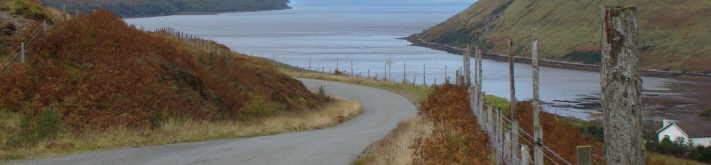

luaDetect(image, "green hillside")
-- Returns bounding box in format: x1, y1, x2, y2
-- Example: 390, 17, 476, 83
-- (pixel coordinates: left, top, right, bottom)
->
420, 0, 711, 73
40, 0, 291, 17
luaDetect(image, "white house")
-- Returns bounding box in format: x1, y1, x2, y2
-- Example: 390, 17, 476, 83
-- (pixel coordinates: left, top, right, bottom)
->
657, 119, 711, 146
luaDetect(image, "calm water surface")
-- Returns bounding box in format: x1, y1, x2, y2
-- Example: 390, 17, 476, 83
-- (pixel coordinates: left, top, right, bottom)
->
124, 0, 674, 120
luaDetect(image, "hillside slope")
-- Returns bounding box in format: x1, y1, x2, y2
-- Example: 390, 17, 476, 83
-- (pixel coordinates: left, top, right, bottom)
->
0, 7, 321, 128
420, 0, 711, 73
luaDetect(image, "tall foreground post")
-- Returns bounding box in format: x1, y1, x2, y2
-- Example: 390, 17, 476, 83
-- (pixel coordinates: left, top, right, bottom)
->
532, 28, 543, 165
508, 39, 519, 164
600, 6, 643, 165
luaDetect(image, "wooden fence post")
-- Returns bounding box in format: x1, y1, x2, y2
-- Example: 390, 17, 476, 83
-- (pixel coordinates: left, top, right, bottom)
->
505, 130, 512, 164
600, 6, 643, 164
498, 108, 504, 164
464, 46, 471, 86
423, 64, 426, 85
75, 3, 79, 18
534, 126, 543, 165
577, 146, 592, 165
521, 145, 530, 165
512, 120, 519, 164
351, 59, 353, 76
42, 20, 47, 34
508, 39, 516, 119
532, 28, 543, 165
20, 42, 25, 63
62, 4, 66, 21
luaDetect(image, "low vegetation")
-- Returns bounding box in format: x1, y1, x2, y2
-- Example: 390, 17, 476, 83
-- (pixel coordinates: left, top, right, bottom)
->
0, 98, 361, 162
0, 5, 365, 162
421, 0, 711, 73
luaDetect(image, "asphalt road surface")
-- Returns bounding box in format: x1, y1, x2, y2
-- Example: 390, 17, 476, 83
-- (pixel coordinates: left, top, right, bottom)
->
16, 78, 417, 165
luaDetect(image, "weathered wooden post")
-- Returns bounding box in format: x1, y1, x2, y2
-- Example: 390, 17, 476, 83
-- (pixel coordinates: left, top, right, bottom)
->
477, 48, 484, 129
521, 145, 530, 165
532, 28, 543, 165
508, 39, 516, 118
403, 62, 407, 83
600, 6, 643, 165
20, 42, 25, 63
455, 70, 460, 85
351, 59, 354, 76
75, 3, 79, 18
577, 146, 592, 165
62, 4, 67, 21
505, 130, 512, 164
42, 20, 47, 34
534, 126, 543, 165
464, 46, 471, 86
508, 39, 519, 164
423, 64, 426, 85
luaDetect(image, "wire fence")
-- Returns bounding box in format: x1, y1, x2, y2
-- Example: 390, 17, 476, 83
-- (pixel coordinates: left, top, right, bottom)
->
463, 44, 603, 165
0, 5, 77, 78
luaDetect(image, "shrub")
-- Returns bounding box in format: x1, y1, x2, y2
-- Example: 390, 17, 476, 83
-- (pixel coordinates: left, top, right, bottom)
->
562, 50, 601, 65
7, 104, 63, 147
239, 93, 286, 120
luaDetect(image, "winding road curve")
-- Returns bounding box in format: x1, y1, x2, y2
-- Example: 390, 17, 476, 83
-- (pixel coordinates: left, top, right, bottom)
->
16, 78, 417, 165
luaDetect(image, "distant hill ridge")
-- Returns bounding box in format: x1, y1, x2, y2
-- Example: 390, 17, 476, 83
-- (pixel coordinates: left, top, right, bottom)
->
419, 0, 711, 73
40, 0, 291, 17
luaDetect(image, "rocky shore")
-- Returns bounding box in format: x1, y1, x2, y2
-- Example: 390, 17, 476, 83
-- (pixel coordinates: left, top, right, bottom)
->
402, 33, 711, 122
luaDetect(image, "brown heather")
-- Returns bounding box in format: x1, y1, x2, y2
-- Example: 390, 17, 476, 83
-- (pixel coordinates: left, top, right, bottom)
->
0, 9, 321, 128
413, 83, 491, 164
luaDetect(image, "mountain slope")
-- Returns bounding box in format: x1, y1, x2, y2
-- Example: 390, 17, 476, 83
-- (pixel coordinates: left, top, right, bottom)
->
420, 0, 711, 73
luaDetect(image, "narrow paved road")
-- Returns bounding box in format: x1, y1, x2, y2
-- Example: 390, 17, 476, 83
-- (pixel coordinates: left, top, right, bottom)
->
16, 78, 417, 165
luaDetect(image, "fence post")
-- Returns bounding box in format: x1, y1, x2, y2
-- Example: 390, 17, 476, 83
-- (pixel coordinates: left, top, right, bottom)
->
423, 64, 426, 85
42, 20, 47, 34
20, 42, 25, 63
521, 145, 530, 165
534, 126, 543, 165
455, 70, 460, 85
577, 146, 591, 165
75, 3, 79, 18
505, 130, 511, 164
464, 46, 470, 86
384, 63, 387, 80
532, 28, 543, 165
351, 59, 353, 76
508, 39, 519, 164
62, 4, 66, 21
600, 6, 643, 164
403, 62, 406, 83
512, 120, 519, 164
508, 39, 516, 118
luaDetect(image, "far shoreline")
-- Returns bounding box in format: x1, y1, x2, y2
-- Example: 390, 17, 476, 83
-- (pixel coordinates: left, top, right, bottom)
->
400, 33, 711, 80
121, 6, 292, 19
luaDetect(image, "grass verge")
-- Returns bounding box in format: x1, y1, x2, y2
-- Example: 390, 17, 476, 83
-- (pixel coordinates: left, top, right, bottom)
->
353, 116, 434, 165
0, 97, 361, 163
